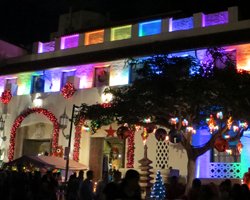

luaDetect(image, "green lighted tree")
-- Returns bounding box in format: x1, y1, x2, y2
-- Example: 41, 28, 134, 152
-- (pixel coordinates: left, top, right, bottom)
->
150, 170, 166, 200
77, 48, 250, 192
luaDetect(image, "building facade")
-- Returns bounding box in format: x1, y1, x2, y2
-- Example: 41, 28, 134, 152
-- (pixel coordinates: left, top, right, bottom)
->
0, 6, 250, 182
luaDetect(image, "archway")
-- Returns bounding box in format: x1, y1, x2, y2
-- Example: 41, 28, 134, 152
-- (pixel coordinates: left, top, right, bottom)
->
8, 107, 60, 161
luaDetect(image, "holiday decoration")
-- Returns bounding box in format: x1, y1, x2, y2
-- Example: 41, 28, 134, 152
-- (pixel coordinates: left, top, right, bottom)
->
116, 125, 130, 139
61, 82, 76, 99
150, 170, 166, 200
207, 115, 218, 133
0, 89, 12, 104
144, 123, 157, 134
73, 118, 85, 161
169, 129, 181, 144
236, 140, 243, 154
155, 128, 167, 141
8, 108, 59, 161
141, 128, 149, 145
126, 130, 135, 168
55, 146, 64, 157
138, 144, 153, 199
105, 125, 116, 137
214, 137, 229, 152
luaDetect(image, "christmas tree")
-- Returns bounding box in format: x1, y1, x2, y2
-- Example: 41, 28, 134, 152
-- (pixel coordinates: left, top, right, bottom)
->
150, 170, 166, 200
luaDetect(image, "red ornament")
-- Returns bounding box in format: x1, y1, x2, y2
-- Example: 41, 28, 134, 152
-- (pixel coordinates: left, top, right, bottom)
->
126, 130, 135, 168
155, 128, 167, 141
116, 126, 130, 139
214, 137, 229, 152
8, 108, 60, 161
73, 118, 85, 162
105, 125, 116, 137
0, 89, 12, 104
61, 82, 76, 99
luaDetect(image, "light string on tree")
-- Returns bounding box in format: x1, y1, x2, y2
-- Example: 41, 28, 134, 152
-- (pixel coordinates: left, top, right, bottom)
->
126, 130, 135, 168
0, 89, 12, 104
73, 118, 85, 162
61, 82, 77, 99
8, 108, 59, 161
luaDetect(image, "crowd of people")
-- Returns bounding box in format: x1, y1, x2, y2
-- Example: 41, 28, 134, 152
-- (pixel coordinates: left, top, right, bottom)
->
1, 167, 250, 200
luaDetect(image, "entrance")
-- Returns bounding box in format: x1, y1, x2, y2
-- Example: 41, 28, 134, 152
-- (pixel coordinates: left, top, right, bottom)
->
22, 139, 51, 156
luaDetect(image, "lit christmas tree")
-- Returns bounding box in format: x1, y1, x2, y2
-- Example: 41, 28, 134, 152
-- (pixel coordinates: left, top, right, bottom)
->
150, 170, 166, 200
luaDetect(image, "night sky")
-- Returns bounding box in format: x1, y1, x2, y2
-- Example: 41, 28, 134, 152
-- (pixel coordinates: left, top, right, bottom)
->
0, 0, 243, 48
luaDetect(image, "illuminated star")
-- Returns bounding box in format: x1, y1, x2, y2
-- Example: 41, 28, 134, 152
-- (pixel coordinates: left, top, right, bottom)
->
105, 125, 116, 137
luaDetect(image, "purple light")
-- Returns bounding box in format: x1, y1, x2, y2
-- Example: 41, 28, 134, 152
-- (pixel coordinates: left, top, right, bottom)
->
203, 11, 228, 27
169, 17, 194, 32
60, 34, 79, 50
38, 41, 55, 53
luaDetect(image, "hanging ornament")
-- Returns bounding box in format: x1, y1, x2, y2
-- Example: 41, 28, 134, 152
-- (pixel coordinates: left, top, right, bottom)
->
61, 82, 76, 99
169, 117, 179, 125
182, 119, 188, 127
0, 89, 12, 104
155, 128, 167, 141
169, 129, 181, 144
227, 116, 233, 129
144, 123, 157, 134
214, 137, 229, 152
116, 126, 130, 139
216, 111, 223, 119
105, 125, 116, 137
207, 115, 218, 133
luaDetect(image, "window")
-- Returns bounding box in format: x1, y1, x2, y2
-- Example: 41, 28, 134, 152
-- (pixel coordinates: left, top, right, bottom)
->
61, 70, 76, 88
139, 19, 162, 37
5, 78, 18, 96
85, 30, 104, 45
110, 25, 132, 41
94, 67, 110, 87
31, 76, 45, 93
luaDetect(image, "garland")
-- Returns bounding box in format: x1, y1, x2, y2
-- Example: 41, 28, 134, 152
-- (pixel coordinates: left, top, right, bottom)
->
73, 118, 85, 162
126, 130, 135, 168
8, 108, 60, 161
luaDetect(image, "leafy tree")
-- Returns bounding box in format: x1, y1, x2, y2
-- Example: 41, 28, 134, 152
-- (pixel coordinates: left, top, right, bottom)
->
77, 48, 250, 192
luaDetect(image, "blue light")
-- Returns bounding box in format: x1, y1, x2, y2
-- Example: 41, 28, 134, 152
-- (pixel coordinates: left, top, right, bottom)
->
139, 19, 162, 37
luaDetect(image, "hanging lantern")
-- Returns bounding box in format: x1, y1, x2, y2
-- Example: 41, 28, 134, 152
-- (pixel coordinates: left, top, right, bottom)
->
155, 128, 167, 141
116, 126, 130, 140
214, 137, 229, 152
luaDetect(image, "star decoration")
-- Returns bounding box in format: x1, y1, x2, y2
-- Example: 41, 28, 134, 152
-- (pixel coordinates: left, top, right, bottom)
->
105, 125, 116, 137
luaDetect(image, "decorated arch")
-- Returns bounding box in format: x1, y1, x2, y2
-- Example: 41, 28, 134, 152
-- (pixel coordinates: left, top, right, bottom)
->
8, 107, 60, 161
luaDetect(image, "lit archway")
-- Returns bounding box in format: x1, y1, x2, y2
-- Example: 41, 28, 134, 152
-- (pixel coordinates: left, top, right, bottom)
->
8, 107, 60, 161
